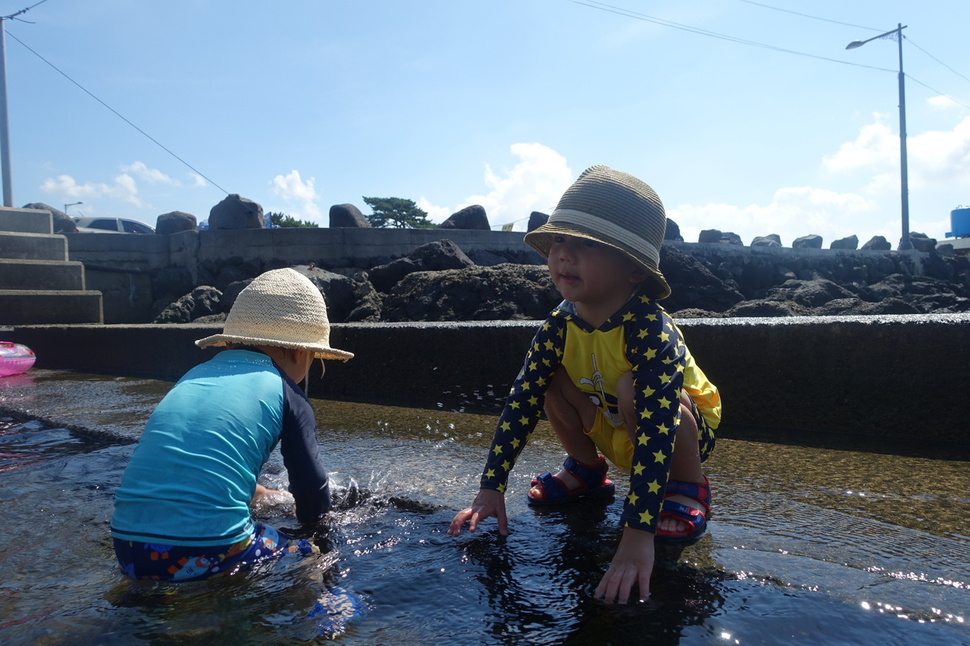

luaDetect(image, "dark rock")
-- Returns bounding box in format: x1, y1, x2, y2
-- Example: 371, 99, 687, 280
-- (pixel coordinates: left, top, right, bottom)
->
440, 204, 489, 230
209, 194, 264, 230
830, 235, 858, 250
155, 211, 197, 235
23, 202, 77, 233
329, 203, 371, 228
751, 235, 782, 247
665, 218, 683, 242
698, 229, 743, 245
370, 257, 420, 293
909, 232, 937, 253
528, 211, 549, 232
154, 286, 223, 323
862, 236, 891, 251
381, 264, 559, 322
291, 264, 356, 323
660, 245, 745, 313
726, 299, 801, 317
345, 271, 383, 322
792, 234, 823, 249
765, 278, 857, 308
370, 240, 475, 292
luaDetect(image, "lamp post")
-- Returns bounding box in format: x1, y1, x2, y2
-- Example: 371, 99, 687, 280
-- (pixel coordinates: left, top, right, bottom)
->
846, 23, 912, 251
64, 201, 82, 215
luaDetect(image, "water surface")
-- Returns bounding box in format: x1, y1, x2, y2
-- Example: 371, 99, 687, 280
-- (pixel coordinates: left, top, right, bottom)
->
0, 370, 967, 644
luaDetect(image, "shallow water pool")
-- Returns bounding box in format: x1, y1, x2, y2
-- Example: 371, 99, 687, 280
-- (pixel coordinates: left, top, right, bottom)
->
0, 370, 968, 645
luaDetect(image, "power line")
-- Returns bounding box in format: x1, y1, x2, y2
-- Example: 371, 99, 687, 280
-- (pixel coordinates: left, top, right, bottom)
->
5, 26, 229, 195
570, 0, 895, 73
737, 0, 970, 87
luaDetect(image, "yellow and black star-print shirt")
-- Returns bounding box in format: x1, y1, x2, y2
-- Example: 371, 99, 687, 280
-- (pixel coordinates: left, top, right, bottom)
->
479, 293, 721, 533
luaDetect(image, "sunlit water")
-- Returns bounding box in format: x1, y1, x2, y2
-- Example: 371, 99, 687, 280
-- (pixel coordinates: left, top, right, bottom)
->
0, 370, 968, 645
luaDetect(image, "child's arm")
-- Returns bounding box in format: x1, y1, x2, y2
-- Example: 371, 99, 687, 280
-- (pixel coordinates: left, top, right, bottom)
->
450, 315, 564, 534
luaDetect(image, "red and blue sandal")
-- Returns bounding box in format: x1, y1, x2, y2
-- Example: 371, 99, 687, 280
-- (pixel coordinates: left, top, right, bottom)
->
655, 476, 711, 545
526, 455, 616, 506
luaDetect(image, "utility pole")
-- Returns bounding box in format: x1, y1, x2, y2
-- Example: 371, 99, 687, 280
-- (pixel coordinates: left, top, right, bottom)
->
0, 17, 13, 207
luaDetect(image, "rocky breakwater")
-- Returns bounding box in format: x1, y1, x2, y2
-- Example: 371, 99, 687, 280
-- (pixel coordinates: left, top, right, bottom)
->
153, 237, 970, 325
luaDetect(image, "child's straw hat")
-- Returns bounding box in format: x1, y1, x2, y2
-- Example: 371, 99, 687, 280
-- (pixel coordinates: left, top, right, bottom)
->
196, 268, 353, 360
524, 165, 671, 299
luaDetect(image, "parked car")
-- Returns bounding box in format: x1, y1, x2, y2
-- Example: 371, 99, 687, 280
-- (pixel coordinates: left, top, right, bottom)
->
72, 216, 155, 234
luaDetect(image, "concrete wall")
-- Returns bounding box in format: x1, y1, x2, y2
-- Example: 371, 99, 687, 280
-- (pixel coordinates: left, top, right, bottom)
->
3, 313, 967, 446
64, 227, 935, 323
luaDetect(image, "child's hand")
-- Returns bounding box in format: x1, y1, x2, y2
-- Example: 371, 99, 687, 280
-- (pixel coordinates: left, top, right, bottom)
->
447, 488, 508, 536
594, 527, 655, 603
252, 483, 287, 502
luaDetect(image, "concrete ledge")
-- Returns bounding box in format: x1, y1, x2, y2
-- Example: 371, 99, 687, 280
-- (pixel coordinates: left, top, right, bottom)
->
0, 207, 53, 234
0, 231, 68, 261
2, 314, 967, 445
0, 290, 104, 324
0, 259, 87, 290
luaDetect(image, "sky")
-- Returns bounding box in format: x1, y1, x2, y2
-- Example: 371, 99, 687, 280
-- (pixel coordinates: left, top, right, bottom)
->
3, 0, 969, 247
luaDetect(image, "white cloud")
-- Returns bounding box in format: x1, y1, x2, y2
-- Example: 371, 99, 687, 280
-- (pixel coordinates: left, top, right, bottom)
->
39, 172, 143, 208
120, 161, 178, 185
670, 187, 880, 247
271, 170, 323, 222
421, 142, 573, 229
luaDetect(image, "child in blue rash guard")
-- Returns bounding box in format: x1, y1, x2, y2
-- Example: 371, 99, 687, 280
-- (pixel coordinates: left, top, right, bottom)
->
111, 268, 354, 582
448, 166, 721, 604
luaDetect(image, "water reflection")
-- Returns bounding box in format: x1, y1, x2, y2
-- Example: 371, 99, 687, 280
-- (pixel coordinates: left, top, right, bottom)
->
0, 370, 968, 644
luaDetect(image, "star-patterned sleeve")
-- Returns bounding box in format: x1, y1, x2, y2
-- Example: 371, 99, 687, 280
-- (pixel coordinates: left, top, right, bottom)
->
621, 295, 687, 533
479, 314, 566, 493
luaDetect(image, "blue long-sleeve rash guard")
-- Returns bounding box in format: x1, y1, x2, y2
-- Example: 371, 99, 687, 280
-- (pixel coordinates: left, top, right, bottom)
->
111, 349, 330, 546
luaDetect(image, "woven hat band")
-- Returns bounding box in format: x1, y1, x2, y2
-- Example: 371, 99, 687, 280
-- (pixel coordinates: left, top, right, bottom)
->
548, 208, 660, 269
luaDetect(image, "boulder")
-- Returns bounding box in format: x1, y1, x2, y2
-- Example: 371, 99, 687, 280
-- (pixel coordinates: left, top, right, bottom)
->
209, 194, 264, 230
751, 235, 782, 247
329, 203, 371, 228
23, 202, 77, 233
155, 211, 197, 235
698, 229, 743, 245
660, 245, 745, 313
830, 235, 858, 250
528, 211, 549, 232
154, 286, 223, 323
381, 264, 559, 322
909, 232, 936, 253
369, 240, 475, 292
440, 204, 489, 230
792, 234, 823, 249
664, 218, 683, 242
862, 236, 892, 251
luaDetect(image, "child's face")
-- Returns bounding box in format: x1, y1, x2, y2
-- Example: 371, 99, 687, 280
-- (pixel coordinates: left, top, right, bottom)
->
547, 234, 644, 315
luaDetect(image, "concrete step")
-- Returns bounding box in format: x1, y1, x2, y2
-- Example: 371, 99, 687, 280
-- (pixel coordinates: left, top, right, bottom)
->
0, 207, 53, 234
0, 231, 69, 261
0, 289, 103, 324
0, 258, 87, 290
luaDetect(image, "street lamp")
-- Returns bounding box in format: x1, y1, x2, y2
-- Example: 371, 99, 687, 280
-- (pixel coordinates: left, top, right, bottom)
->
846, 23, 912, 251
64, 201, 82, 215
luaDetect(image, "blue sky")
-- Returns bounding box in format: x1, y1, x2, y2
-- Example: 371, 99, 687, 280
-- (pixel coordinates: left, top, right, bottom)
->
4, 0, 969, 247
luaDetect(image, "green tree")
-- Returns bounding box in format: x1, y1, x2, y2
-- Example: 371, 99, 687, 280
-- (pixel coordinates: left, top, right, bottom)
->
267, 211, 318, 228
362, 197, 434, 229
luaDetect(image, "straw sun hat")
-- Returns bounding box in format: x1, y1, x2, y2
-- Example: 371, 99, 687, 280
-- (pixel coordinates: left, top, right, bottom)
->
524, 165, 672, 299
196, 268, 354, 361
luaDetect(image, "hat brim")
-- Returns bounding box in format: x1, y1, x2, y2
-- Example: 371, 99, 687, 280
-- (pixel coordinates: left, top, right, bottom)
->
525, 223, 672, 300
195, 333, 354, 361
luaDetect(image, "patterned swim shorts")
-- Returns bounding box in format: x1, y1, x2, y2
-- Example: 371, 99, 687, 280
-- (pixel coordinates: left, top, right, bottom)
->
113, 522, 315, 582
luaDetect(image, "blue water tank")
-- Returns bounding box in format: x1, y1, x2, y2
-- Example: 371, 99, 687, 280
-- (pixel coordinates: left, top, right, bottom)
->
947, 207, 970, 238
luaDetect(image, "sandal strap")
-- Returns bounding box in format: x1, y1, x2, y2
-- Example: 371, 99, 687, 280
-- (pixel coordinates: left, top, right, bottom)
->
563, 456, 608, 489
664, 476, 711, 512
658, 500, 708, 537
